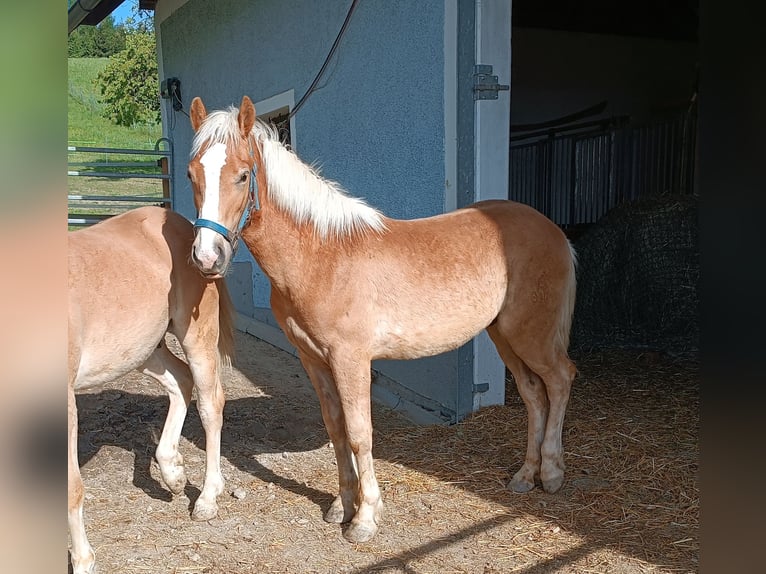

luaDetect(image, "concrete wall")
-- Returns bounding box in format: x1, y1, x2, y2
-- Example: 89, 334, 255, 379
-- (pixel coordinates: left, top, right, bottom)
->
160, 0, 446, 218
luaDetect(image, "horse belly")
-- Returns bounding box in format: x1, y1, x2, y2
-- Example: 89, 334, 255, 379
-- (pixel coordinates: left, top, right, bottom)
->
71, 298, 170, 390
372, 297, 502, 360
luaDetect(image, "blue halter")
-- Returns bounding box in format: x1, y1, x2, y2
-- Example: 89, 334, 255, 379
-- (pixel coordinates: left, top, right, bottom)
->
193, 142, 259, 254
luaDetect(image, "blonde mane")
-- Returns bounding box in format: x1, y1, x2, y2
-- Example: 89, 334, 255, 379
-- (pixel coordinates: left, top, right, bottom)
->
191, 107, 386, 240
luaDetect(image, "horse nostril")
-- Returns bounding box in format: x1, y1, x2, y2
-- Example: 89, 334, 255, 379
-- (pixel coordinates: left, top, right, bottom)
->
215, 245, 225, 268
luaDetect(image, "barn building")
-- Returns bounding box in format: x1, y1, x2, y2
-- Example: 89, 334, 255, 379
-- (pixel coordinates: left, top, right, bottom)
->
69, 0, 699, 424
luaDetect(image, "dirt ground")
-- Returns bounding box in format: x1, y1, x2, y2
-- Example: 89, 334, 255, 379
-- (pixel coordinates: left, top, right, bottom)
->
71, 330, 698, 574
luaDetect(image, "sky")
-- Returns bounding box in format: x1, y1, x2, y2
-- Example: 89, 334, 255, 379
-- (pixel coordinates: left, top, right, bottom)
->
111, 0, 137, 26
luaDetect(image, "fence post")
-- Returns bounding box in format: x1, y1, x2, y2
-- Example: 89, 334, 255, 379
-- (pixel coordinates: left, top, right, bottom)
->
160, 156, 171, 208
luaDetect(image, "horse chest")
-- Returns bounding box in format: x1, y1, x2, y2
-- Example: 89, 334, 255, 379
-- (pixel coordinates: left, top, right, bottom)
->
281, 315, 330, 361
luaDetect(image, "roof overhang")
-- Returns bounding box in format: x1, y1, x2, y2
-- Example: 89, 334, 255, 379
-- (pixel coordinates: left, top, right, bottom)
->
68, 0, 157, 35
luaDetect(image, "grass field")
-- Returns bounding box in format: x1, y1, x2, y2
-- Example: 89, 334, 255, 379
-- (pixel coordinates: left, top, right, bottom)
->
68, 57, 165, 225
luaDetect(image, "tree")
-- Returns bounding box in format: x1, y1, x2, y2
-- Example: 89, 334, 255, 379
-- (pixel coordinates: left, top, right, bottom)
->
68, 16, 126, 57
97, 32, 160, 127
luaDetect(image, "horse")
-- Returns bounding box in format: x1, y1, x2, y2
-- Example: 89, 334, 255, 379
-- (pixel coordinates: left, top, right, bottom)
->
68, 206, 235, 574
187, 95, 577, 543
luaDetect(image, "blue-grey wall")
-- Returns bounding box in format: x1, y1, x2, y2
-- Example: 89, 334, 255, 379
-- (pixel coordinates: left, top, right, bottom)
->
161, 0, 445, 220
159, 0, 474, 422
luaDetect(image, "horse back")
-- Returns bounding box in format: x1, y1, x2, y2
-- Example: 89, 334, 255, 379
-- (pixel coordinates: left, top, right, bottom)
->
285, 199, 574, 360
68, 207, 197, 389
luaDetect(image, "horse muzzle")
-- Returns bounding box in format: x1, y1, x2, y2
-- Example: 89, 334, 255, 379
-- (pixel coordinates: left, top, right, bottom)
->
191, 227, 233, 278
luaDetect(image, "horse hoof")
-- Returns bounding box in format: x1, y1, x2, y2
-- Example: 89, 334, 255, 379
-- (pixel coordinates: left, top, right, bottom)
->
324, 497, 353, 524
343, 520, 378, 543
542, 475, 564, 494
158, 460, 187, 495
507, 476, 535, 493
164, 474, 187, 495
191, 501, 218, 521
70, 550, 97, 574
71, 562, 97, 574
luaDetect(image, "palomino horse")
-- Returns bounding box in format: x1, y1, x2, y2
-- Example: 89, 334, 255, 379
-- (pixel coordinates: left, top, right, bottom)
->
187, 96, 577, 543
68, 206, 234, 574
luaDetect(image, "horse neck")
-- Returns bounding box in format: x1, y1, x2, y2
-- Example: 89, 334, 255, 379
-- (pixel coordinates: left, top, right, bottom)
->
241, 134, 383, 294
241, 149, 334, 295
242, 203, 339, 297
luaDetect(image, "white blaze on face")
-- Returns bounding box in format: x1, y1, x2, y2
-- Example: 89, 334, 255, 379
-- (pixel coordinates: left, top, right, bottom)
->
195, 142, 228, 266
199, 142, 227, 222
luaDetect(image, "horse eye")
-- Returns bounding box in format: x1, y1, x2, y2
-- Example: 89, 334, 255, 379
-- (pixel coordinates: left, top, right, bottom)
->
239, 172, 248, 183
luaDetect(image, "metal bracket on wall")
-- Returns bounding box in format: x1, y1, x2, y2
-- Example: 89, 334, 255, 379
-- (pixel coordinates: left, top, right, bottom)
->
473, 64, 509, 100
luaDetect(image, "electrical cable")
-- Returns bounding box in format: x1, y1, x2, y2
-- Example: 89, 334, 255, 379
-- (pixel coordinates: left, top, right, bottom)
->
165, 0, 358, 132
286, 0, 360, 121
172, 88, 189, 117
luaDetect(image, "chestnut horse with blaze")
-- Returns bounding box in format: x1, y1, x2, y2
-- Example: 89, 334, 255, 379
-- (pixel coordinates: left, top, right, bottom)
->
68, 206, 234, 574
188, 96, 577, 543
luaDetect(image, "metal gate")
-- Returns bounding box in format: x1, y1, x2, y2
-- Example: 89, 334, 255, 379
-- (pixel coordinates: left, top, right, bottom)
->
509, 105, 697, 227
68, 137, 174, 226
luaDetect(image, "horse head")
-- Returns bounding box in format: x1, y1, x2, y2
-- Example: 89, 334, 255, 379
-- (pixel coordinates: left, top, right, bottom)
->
188, 95, 258, 278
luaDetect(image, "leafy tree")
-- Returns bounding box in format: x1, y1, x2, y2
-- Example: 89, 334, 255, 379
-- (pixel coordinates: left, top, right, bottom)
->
68, 16, 126, 57
97, 32, 160, 127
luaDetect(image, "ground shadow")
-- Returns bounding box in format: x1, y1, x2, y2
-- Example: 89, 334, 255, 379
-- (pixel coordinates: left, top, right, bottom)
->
75, 346, 698, 572
76, 388, 332, 513
366, 349, 699, 571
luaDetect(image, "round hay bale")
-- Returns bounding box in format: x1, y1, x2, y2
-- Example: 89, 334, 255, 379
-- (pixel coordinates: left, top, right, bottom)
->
570, 193, 699, 353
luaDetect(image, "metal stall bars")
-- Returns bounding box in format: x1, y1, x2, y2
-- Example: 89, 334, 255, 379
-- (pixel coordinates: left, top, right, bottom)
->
509, 104, 696, 230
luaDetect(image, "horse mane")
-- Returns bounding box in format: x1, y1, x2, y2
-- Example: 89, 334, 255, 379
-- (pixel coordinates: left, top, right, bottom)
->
191, 106, 386, 240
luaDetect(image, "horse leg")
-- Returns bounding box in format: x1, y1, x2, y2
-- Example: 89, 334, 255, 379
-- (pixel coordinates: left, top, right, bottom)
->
330, 354, 382, 543
140, 341, 194, 495
526, 352, 576, 493
68, 385, 96, 574
298, 352, 358, 525
487, 325, 549, 493
182, 343, 226, 521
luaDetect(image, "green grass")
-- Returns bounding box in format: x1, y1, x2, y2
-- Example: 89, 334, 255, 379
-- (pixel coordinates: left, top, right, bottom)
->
68, 57, 160, 148
68, 57, 165, 227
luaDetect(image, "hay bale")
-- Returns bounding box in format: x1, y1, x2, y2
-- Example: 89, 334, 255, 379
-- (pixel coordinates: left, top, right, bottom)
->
570, 193, 699, 353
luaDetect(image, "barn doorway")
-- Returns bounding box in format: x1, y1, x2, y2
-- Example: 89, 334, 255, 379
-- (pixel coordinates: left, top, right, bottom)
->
508, 1, 700, 353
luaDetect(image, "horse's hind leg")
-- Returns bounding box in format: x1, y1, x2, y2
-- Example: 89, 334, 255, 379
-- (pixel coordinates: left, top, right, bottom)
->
487, 325, 549, 493
532, 352, 576, 493
140, 341, 194, 496
68, 384, 96, 574
511, 341, 576, 494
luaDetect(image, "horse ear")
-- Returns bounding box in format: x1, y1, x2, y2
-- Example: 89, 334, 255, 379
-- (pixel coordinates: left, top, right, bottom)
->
190, 97, 207, 132
238, 95, 256, 137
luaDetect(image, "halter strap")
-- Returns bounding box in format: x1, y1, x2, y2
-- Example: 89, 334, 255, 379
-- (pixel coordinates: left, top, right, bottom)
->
193, 138, 259, 253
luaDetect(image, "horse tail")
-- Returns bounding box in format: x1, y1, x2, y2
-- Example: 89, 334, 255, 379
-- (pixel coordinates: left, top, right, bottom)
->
556, 240, 578, 353
215, 277, 236, 370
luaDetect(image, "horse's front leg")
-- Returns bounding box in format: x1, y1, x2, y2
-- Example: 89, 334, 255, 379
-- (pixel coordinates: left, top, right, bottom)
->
185, 348, 226, 521
331, 353, 382, 543
140, 343, 194, 496
68, 385, 96, 574
299, 353, 358, 525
